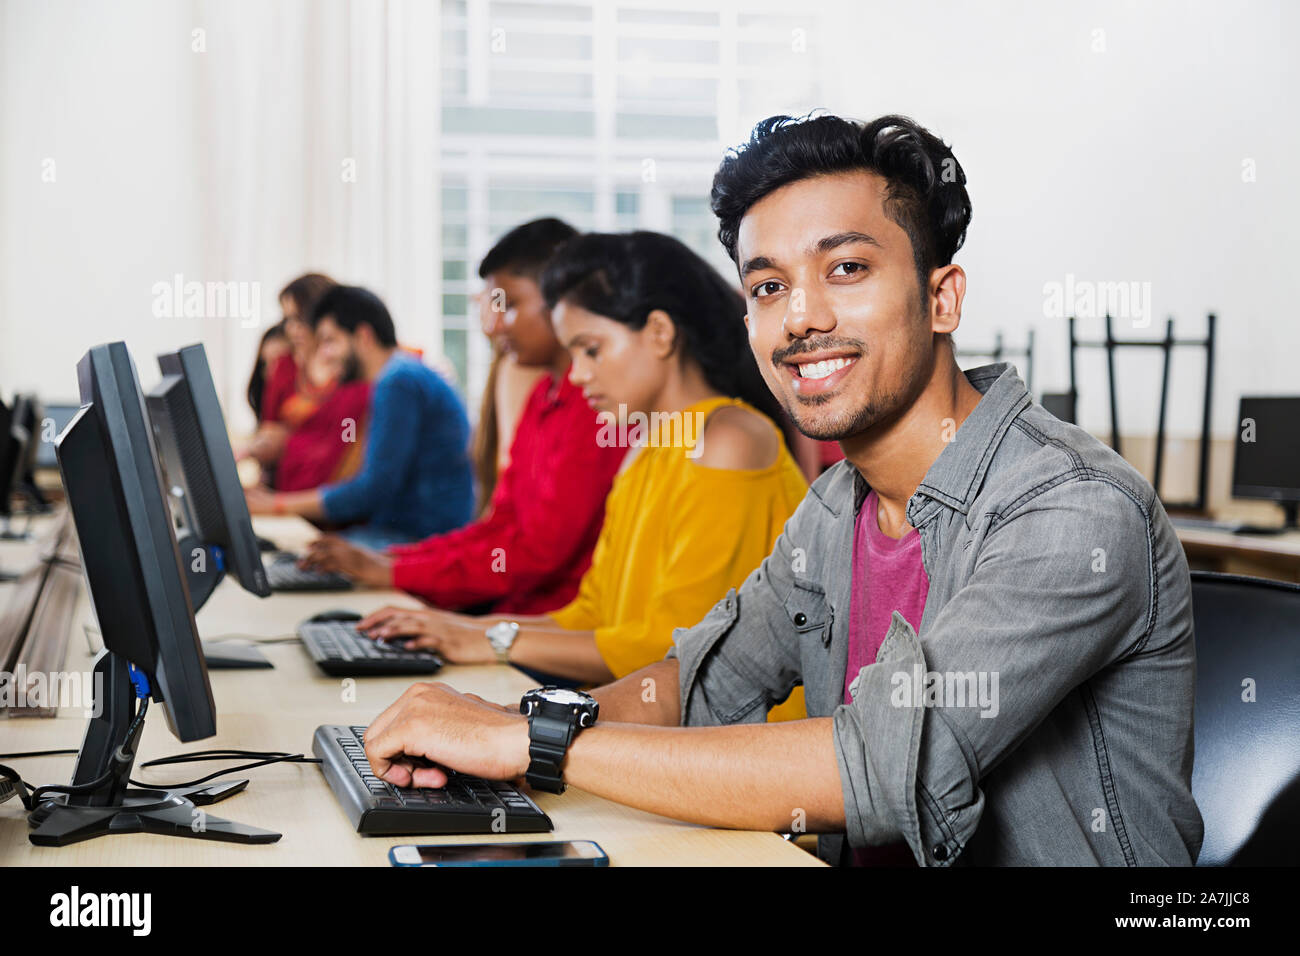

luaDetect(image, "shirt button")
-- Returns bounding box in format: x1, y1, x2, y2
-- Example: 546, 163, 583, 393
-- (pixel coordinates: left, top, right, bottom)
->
793, 612, 807, 627
932, 844, 950, 861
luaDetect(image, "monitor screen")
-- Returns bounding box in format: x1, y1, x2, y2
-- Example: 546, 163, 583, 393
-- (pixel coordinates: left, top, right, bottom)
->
34, 402, 78, 470
1233, 397, 1300, 503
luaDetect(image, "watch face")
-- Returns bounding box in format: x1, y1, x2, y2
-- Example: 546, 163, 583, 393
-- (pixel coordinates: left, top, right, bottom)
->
539, 688, 590, 706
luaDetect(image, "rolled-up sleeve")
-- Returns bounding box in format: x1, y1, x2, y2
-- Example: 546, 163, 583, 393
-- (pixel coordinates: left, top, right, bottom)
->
833, 479, 1154, 865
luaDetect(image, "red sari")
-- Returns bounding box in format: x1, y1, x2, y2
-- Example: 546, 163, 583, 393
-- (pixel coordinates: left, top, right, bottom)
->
262, 354, 371, 492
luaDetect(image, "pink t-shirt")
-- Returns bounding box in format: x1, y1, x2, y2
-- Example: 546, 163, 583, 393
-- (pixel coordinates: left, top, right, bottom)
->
844, 489, 930, 866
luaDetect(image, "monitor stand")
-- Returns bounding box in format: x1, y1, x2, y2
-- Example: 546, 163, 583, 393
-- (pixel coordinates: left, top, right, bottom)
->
27, 651, 281, 847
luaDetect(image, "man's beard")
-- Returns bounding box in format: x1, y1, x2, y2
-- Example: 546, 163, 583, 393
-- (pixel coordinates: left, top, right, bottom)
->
782, 386, 905, 442
341, 350, 362, 383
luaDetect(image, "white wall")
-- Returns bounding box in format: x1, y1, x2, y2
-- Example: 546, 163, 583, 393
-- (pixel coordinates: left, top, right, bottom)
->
0, 0, 204, 402
2, 0, 1295, 443
0, 0, 442, 433
820, 0, 1299, 439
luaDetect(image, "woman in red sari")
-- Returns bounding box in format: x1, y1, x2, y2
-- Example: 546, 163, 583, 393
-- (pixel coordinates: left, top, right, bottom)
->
242, 273, 370, 490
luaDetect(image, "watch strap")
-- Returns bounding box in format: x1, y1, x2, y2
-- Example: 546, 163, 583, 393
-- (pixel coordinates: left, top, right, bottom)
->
525, 712, 575, 793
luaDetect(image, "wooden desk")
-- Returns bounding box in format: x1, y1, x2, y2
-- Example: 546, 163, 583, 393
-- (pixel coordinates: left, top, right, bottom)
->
0, 516, 821, 866
1173, 522, 1300, 584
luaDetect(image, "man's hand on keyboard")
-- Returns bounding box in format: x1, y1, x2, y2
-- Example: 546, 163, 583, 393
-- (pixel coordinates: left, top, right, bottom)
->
363, 681, 530, 788
358, 606, 496, 664
300, 535, 395, 588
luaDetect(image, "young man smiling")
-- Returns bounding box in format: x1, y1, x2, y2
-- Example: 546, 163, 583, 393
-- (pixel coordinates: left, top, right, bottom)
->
361, 114, 1204, 866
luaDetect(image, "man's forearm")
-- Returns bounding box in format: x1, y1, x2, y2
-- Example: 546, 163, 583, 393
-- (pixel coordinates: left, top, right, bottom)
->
278, 489, 326, 521
588, 659, 681, 725
559, 717, 845, 833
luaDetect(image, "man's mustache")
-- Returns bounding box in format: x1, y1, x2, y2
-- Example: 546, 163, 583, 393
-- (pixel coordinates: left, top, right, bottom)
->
771, 335, 866, 366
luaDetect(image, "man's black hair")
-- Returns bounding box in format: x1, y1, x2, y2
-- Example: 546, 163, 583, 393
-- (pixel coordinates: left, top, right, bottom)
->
478, 217, 579, 280
310, 285, 398, 348
711, 113, 972, 298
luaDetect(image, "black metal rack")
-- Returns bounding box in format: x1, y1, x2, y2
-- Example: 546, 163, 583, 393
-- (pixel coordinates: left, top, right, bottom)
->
1068, 313, 1216, 513
956, 330, 1035, 397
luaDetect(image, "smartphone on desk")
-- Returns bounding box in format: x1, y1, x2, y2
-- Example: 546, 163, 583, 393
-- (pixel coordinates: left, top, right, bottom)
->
389, 840, 608, 867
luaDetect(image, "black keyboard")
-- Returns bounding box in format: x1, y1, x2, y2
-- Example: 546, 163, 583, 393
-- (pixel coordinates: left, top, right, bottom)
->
299, 621, 444, 676
266, 553, 354, 592
312, 724, 552, 836
1170, 516, 1245, 534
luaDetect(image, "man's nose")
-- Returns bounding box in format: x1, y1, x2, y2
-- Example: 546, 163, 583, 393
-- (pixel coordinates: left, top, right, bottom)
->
782, 284, 836, 339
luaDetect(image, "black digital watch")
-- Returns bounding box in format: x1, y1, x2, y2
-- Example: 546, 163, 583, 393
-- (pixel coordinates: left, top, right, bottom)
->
519, 686, 599, 794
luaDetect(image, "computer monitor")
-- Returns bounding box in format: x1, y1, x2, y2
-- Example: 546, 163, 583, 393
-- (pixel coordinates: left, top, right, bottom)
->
27, 341, 278, 847
12, 394, 53, 513
146, 343, 269, 609
1232, 397, 1300, 531
33, 401, 78, 470
0, 394, 32, 528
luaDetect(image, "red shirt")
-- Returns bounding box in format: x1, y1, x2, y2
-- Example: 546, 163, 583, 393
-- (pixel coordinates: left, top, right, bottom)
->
388, 373, 626, 614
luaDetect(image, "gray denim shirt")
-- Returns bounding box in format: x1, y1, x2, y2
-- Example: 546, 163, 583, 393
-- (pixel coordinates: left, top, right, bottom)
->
666, 362, 1203, 866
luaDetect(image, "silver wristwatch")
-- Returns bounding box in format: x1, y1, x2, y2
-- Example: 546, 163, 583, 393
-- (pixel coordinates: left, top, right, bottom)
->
485, 620, 520, 663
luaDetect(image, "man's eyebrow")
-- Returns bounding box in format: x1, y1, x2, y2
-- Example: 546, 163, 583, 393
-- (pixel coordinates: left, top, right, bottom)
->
739, 231, 881, 279
811, 231, 881, 256
739, 255, 776, 279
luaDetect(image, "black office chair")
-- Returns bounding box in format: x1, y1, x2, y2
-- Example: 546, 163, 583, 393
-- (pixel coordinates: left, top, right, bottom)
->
1189, 571, 1300, 865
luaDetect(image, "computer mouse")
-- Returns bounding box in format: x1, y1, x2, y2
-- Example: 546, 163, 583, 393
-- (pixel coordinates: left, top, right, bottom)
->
308, 609, 364, 624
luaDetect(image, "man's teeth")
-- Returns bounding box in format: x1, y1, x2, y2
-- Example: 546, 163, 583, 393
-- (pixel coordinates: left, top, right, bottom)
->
797, 357, 854, 380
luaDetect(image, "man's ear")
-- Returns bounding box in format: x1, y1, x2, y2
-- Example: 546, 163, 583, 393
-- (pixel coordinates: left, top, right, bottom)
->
929, 264, 966, 336
644, 308, 678, 359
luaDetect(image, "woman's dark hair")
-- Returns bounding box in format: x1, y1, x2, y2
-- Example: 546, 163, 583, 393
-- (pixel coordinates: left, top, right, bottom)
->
711, 112, 972, 339
247, 323, 288, 419
310, 285, 399, 348
279, 272, 337, 322
540, 230, 799, 452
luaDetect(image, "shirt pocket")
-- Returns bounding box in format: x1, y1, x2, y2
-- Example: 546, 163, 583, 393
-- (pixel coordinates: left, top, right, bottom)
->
785, 580, 834, 647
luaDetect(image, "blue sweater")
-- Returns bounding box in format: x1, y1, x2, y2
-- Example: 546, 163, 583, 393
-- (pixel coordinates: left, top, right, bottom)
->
320, 353, 474, 540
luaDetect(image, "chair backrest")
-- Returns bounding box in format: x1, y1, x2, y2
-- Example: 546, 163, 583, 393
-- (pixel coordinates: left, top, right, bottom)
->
1190, 571, 1300, 865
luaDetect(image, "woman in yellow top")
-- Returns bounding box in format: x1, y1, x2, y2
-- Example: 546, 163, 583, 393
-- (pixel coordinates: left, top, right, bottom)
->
359, 231, 807, 720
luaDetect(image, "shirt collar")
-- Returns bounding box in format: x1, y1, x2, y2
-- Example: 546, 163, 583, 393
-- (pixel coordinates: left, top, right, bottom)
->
839, 362, 1031, 519
541, 369, 581, 409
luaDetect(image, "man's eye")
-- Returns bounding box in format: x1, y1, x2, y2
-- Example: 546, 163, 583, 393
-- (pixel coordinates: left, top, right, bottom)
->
829, 262, 867, 278
752, 280, 784, 298
584, 347, 598, 359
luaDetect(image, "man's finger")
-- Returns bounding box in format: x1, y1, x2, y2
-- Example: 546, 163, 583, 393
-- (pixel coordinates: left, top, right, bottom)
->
410, 765, 449, 789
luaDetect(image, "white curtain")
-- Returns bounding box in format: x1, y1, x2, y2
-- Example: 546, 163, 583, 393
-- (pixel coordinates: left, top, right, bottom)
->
193, 0, 443, 431
0, 0, 442, 434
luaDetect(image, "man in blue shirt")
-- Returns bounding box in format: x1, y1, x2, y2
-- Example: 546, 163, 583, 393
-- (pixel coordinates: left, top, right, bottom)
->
246, 285, 474, 547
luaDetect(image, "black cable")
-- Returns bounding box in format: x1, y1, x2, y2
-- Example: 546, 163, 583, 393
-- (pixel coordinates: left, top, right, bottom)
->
0, 749, 79, 759
28, 695, 149, 805
0, 751, 80, 811
0, 764, 36, 810
1, 705, 316, 804
130, 750, 320, 789
43, 556, 82, 572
